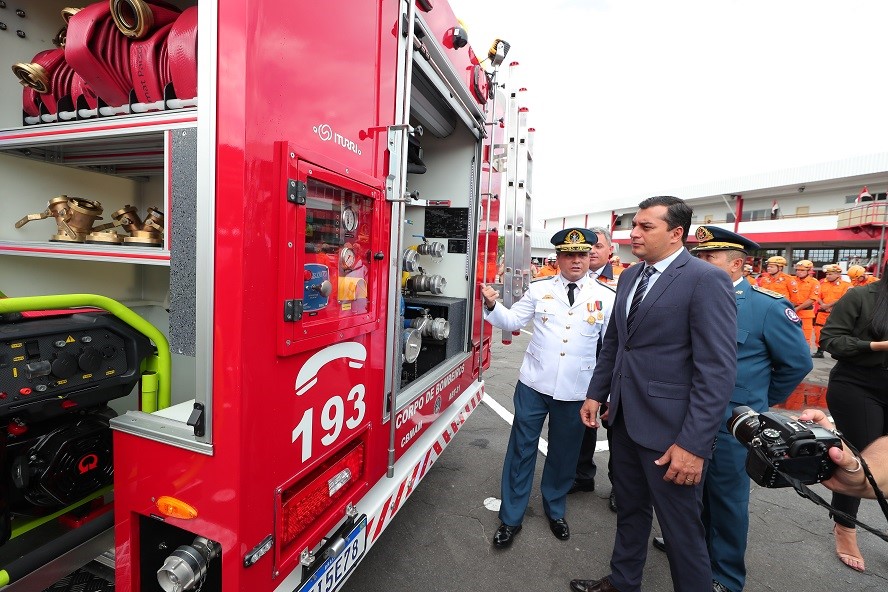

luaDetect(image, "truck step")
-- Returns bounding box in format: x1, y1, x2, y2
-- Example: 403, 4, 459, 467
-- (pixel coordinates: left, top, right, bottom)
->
43, 561, 114, 592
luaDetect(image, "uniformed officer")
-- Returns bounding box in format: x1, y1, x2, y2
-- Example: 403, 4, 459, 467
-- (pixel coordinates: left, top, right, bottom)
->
848, 264, 878, 287
654, 226, 813, 592
536, 253, 559, 277
788, 259, 820, 345
756, 255, 793, 297
610, 255, 624, 278
813, 264, 850, 358
480, 228, 616, 549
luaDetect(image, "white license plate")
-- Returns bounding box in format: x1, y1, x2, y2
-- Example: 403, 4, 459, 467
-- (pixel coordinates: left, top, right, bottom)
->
297, 517, 367, 592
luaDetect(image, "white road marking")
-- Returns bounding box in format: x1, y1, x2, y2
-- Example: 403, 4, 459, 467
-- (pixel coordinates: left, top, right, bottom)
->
481, 392, 610, 515
481, 392, 609, 455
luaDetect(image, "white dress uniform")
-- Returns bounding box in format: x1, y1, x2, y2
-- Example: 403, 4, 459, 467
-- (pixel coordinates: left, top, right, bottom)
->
484, 273, 616, 529
485, 276, 616, 400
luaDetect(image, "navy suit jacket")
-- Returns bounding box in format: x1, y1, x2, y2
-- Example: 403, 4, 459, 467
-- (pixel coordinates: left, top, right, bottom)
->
596, 262, 615, 281
586, 248, 737, 458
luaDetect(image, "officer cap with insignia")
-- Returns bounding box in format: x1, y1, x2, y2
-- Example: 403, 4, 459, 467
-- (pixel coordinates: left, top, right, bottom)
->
690, 225, 760, 254
550, 227, 594, 252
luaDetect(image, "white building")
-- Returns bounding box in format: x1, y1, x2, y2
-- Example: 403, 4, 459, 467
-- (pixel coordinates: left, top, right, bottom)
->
534, 153, 888, 274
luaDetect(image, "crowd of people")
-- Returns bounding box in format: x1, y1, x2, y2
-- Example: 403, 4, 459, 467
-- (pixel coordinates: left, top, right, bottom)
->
480, 196, 887, 592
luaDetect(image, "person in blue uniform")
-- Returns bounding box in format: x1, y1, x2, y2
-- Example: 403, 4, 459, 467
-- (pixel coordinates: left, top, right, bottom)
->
480, 228, 616, 549
674, 225, 812, 592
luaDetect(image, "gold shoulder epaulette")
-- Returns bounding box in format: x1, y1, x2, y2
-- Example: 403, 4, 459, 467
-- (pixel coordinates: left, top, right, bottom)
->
751, 285, 783, 299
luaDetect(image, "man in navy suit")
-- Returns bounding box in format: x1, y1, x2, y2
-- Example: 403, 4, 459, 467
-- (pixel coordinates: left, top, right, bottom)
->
688, 226, 811, 592
570, 197, 737, 592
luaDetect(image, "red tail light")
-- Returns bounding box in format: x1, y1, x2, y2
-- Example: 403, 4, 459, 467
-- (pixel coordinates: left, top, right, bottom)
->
280, 440, 365, 549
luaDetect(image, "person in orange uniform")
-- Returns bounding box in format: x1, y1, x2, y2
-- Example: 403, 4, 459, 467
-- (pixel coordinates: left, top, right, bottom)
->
812, 264, 850, 358
757, 255, 793, 297
536, 253, 559, 277
610, 255, 624, 278
787, 259, 820, 346
847, 264, 878, 287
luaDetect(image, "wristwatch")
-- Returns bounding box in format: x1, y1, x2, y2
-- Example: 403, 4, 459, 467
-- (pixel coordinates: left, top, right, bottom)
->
485, 301, 496, 312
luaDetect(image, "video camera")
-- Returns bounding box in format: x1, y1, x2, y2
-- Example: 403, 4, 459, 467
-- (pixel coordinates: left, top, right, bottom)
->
728, 406, 842, 488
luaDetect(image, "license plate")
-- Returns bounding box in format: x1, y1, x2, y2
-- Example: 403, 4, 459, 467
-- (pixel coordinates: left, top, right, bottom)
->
297, 517, 367, 592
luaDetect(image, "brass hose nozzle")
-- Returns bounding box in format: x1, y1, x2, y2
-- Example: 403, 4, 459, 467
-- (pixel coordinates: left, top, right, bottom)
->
110, 0, 154, 39
11, 63, 50, 93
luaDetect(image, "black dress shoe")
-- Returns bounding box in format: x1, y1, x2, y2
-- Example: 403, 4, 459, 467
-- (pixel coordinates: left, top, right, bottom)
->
712, 581, 731, 592
548, 517, 570, 540
652, 536, 666, 552
492, 522, 521, 548
569, 576, 621, 592
568, 479, 595, 494
812, 350, 824, 358
608, 491, 617, 513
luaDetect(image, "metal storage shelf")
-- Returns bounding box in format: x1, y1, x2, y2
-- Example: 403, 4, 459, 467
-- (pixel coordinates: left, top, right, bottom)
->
0, 240, 170, 266
0, 110, 197, 265
0, 109, 197, 179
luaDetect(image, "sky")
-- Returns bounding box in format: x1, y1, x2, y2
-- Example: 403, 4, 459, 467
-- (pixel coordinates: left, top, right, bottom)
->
449, 0, 888, 221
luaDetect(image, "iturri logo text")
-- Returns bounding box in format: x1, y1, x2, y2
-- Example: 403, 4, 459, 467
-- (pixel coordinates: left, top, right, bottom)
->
313, 124, 362, 156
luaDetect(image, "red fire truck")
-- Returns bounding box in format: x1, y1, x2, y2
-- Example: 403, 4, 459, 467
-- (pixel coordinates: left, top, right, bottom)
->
0, 1, 533, 590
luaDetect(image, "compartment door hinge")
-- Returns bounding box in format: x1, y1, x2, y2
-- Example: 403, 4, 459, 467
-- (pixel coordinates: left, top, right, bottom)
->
284, 299, 303, 322
287, 179, 307, 204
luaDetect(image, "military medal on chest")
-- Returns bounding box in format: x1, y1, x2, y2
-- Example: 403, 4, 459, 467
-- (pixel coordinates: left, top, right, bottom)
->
587, 300, 603, 323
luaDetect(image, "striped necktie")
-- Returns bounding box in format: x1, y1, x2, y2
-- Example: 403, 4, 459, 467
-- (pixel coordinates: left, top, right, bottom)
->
627, 265, 656, 330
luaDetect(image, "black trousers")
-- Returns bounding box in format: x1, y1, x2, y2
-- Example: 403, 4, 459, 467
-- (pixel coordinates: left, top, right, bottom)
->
576, 403, 613, 484
825, 361, 888, 528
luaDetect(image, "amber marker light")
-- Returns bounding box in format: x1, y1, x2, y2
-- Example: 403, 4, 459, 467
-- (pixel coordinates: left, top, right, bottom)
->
156, 496, 198, 519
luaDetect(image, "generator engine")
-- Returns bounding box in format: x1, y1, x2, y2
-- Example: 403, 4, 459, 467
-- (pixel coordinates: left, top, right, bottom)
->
0, 310, 154, 544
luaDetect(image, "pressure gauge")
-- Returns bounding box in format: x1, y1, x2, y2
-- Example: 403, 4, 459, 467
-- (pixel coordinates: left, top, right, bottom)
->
339, 246, 357, 271
342, 206, 358, 233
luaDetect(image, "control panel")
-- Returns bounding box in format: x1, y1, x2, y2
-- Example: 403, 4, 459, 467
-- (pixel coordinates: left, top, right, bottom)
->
0, 312, 153, 421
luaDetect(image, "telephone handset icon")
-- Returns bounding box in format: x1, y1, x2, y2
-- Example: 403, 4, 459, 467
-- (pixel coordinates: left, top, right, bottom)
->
295, 342, 367, 396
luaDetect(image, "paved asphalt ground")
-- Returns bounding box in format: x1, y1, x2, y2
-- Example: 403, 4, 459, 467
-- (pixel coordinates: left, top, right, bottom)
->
345, 328, 887, 592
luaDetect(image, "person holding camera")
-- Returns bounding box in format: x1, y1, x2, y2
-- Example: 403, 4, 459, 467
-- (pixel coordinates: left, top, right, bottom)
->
798, 408, 888, 499
651, 226, 811, 592
818, 260, 888, 572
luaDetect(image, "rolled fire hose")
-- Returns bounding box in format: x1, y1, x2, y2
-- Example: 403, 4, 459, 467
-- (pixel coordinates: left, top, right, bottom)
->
130, 22, 174, 103
12, 49, 72, 115
65, 2, 179, 107
166, 6, 198, 100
